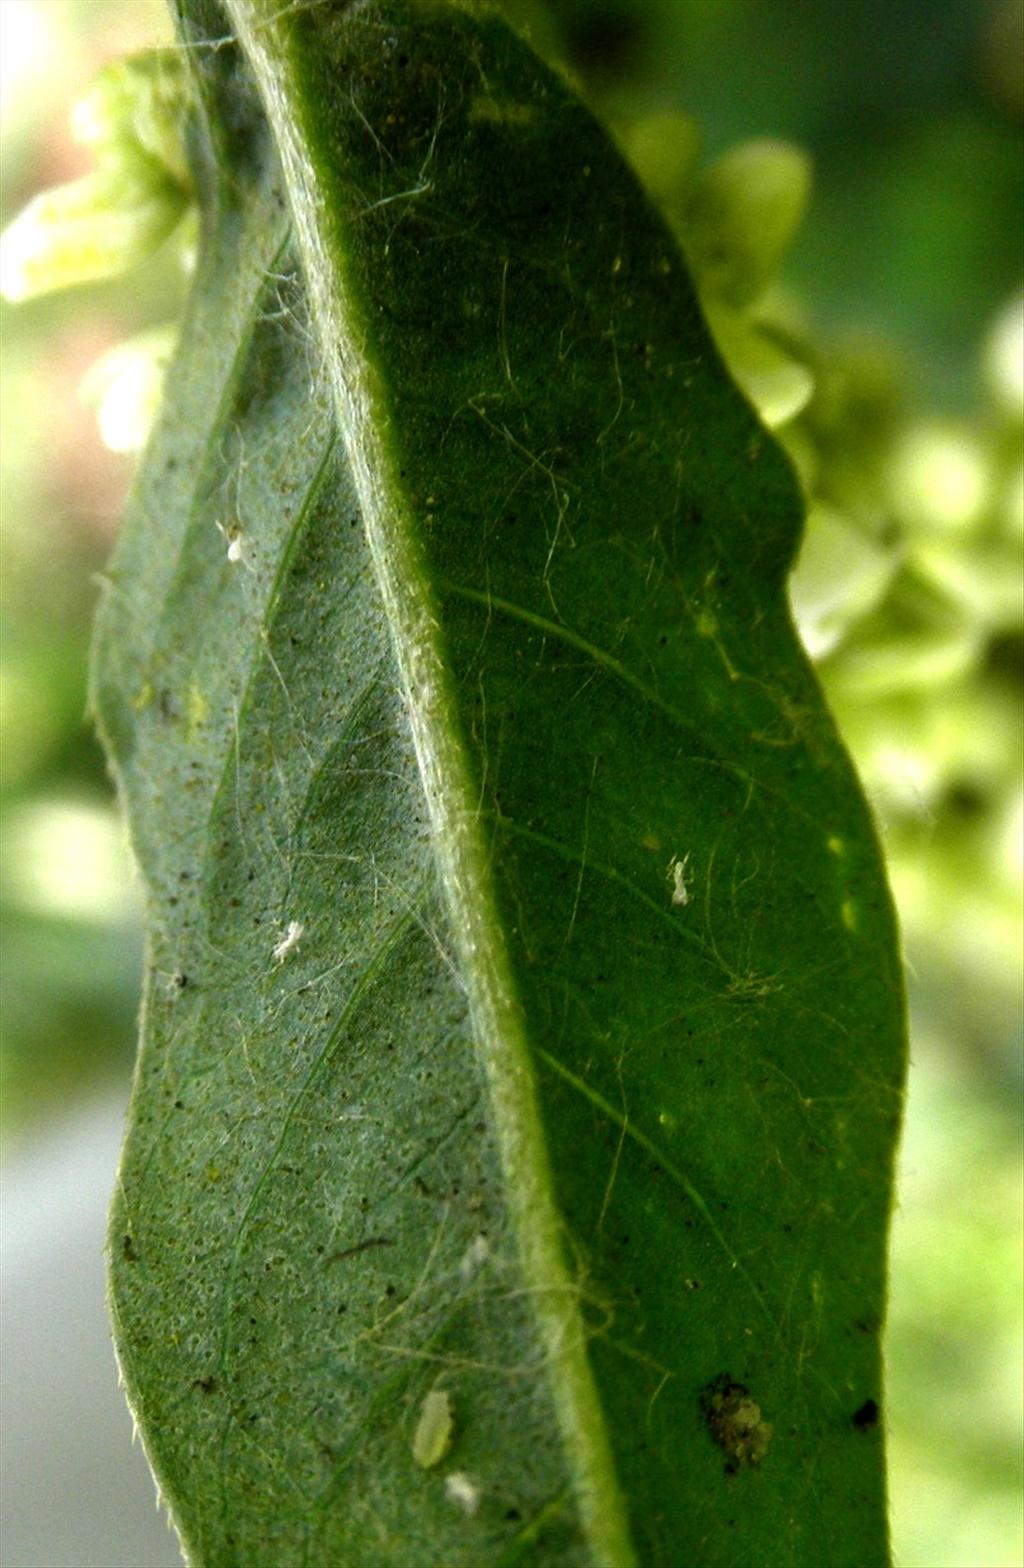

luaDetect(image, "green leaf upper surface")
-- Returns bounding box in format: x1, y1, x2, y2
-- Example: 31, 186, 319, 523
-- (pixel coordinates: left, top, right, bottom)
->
93, 3, 906, 1564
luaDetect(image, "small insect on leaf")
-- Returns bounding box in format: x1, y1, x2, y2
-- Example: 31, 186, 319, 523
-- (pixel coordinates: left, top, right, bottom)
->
668, 853, 692, 907
412, 1389, 454, 1469
272, 919, 303, 963
445, 1471, 481, 1515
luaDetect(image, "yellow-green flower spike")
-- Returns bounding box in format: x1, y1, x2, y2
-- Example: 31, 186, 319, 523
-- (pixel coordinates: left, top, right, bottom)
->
683, 139, 812, 307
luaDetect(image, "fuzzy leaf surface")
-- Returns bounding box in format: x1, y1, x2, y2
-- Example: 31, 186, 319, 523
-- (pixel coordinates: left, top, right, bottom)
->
93, 3, 906, 1564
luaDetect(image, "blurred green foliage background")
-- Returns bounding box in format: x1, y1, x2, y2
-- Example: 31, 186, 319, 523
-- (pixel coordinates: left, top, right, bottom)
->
1, 3, 1021, 1565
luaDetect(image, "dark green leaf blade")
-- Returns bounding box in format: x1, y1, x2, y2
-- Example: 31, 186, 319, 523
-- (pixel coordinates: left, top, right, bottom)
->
95, 3, 906, 1565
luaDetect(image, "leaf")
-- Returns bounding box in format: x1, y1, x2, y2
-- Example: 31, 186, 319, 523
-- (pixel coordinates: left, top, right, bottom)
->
92, 2, 906, 1564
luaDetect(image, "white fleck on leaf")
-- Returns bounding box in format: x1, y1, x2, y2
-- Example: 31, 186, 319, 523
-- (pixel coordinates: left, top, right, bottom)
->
444, 1471, 481, 1514
272, 919, 304, 962
459, 1233, 490, 1281
668, 853, 691, 907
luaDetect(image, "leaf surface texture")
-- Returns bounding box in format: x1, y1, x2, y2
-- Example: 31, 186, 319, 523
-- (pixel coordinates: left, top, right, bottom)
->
93, 3, 906, 1564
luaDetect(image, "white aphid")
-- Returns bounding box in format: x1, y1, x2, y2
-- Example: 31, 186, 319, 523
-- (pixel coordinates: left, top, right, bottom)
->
272, 919, 304, 963
668, 853, 691, 907
215, 518, 246, 562
444, 1471, 481, 1515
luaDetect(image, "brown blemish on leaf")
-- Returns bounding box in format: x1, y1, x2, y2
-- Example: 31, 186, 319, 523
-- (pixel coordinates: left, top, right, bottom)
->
700, 1373, 773, 1472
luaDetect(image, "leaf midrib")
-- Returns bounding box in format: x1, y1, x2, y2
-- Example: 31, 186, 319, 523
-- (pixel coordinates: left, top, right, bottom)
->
224, 4, 639, 1563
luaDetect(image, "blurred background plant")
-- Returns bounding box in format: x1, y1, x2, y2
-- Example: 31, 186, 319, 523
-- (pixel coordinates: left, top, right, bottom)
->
1, 2, 1021, 1566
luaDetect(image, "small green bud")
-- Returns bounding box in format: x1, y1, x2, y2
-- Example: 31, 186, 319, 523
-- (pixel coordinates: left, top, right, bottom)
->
683, 139, 812, 307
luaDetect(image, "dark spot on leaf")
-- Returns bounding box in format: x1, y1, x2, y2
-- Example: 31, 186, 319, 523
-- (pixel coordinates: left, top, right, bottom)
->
193, 1376, 217, 1394
122, 1234, 137, 1262
852, 1399, 879, 1431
